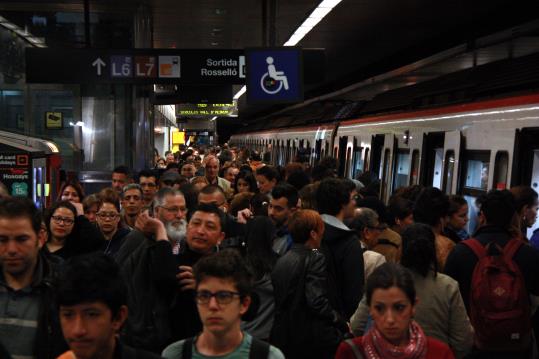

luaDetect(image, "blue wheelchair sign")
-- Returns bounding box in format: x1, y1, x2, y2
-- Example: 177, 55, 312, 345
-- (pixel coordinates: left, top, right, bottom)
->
246, 48, 303, 104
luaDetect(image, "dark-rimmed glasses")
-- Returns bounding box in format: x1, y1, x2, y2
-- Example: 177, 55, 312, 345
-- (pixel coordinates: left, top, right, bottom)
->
195, 290, 241, 305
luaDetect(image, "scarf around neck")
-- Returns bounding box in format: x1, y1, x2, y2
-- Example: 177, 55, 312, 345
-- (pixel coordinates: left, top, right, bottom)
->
363, 320, 427, 359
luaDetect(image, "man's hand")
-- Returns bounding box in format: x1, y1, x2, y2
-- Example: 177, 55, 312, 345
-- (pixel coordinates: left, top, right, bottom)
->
135, 211, 168, 241
177, 265, 195, 291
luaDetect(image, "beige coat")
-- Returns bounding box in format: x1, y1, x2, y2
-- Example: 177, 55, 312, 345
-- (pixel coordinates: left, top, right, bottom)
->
350, 270, 473, 359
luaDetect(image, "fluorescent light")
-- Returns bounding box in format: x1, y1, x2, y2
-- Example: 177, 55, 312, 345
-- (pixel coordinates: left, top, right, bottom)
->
319, 0, 343, 8
309, 7, 333, 19
232, 0, 344, 100
1, 22, 17, 30
233, 86, 246, 100
300, 17, 323, 28
294, 26, 312, 37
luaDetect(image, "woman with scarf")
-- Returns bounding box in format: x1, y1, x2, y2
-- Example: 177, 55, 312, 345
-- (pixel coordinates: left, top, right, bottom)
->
336, 262, 455, 359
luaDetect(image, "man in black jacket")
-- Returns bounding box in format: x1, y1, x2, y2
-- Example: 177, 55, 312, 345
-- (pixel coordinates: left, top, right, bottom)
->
316, 178, 364, 319
115, 188, 187, 352
56, 253, 163, 359
445, 189, 539, 359
0, 197, 67, 359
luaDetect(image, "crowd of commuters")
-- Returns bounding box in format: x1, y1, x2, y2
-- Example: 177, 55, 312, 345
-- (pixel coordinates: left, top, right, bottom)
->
1, 143, 539, 359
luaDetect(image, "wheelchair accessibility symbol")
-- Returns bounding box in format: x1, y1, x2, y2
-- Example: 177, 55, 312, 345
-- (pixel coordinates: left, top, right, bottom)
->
260, 57, 289, 94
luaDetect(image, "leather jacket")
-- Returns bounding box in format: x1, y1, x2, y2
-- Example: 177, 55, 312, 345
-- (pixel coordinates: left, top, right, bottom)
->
271, 244, 347, 358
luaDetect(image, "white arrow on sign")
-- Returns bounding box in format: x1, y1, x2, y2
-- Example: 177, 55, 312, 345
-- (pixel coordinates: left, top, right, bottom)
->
92, 57, 106, 76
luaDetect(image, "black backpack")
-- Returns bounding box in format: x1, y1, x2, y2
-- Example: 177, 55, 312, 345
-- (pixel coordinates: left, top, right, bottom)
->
181, 336, 269, 359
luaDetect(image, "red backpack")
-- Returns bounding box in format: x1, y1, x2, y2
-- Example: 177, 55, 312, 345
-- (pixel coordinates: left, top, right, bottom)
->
464, 238, 531, 351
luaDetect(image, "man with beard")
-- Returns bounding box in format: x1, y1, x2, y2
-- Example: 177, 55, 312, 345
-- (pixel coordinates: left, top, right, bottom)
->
0, 197, 67, 358
269, 183, 299, 255
115, 188, 187, 352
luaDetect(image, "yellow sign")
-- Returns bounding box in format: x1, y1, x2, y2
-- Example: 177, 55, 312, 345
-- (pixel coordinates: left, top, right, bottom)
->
45, 112, 63, 129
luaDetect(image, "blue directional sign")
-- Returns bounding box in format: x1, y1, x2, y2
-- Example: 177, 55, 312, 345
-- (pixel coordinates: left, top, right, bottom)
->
110, 56, 132, 77
246, 47, 303, 104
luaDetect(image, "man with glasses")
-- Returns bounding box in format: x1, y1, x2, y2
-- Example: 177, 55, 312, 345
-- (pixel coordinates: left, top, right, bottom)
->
138, 169, 159, 207
96, 199, 131, 256
115, 188, 188, 352
120, 184, 144, 229
346, 207, 387, 279
162, 249, 284, 359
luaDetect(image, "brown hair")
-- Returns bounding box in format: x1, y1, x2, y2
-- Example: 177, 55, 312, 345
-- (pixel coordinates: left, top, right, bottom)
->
288, 209, 324, 244
229, 192, 255, 216
57, 180, 85, 202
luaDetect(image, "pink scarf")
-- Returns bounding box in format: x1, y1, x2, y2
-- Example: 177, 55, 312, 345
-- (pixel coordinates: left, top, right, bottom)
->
362, 320, 427, 359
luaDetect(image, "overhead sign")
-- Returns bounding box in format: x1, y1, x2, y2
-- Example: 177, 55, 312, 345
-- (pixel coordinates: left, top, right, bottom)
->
176, 103, 238, 117
26, 49, 246, 85
246, 47, 303, 104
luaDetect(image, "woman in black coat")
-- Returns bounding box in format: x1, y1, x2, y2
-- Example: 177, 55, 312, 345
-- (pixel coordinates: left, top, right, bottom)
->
270, 209, 349, 359
44, 200, 105, 259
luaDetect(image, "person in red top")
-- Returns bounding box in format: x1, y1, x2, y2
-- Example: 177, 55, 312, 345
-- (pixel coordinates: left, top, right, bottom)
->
335, 263, 455, 359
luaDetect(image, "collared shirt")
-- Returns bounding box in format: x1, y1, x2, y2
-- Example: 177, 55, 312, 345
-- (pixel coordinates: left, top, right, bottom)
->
320, 214, 350, 231
0, 260, 44, 359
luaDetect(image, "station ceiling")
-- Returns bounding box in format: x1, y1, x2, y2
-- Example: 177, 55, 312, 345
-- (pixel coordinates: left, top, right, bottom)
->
1, 0, 539, 121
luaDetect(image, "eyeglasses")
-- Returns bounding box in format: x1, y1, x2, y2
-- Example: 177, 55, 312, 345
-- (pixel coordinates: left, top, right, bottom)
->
159, 206, 185, 214
195, 290, 241, 305
51, 215, 75, 225
97, 212, 119, 220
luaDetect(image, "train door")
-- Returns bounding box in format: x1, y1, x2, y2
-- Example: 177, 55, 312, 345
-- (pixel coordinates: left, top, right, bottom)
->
32, 157, 47, 210
442, 131, 463, 195
370, 134, 385, 178
512, 127, 539, 238
392, 149, 411, 193
337, 136, 348, 177
380, 135, 396, 202
351, 138, 364, 180
314, 139, 322, 164
460, 150, 491, 235
420, 132, 444, 188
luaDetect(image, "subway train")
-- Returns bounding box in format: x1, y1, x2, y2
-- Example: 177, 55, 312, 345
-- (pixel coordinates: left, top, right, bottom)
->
229, 93, 539, 236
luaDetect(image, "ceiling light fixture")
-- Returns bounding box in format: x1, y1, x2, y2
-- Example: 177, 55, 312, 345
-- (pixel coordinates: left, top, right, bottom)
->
0, 15, 47, 48
233, 0, 343, 101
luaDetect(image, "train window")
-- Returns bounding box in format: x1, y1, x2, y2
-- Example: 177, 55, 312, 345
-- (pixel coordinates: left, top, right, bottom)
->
432, 148, 444, 189
442, 150, 455, 194
493, 151, 509, 190
410, 150, 420, 185
463, 152, 490, 191
392, 150, 410, 192
364, 148, 370, 171
460, 150, 491, 234
381, 149, 391, 201
352, 147, 364, 179
345, 147, 352, 178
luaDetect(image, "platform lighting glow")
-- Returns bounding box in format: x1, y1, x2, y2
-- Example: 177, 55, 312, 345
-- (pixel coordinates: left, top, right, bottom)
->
44, 141, 60, 153
342, 106, 539, 129
233, 0, 343, 100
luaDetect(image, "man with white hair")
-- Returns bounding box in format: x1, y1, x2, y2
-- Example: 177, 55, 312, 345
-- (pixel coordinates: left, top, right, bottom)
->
115, 188, 188, 352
